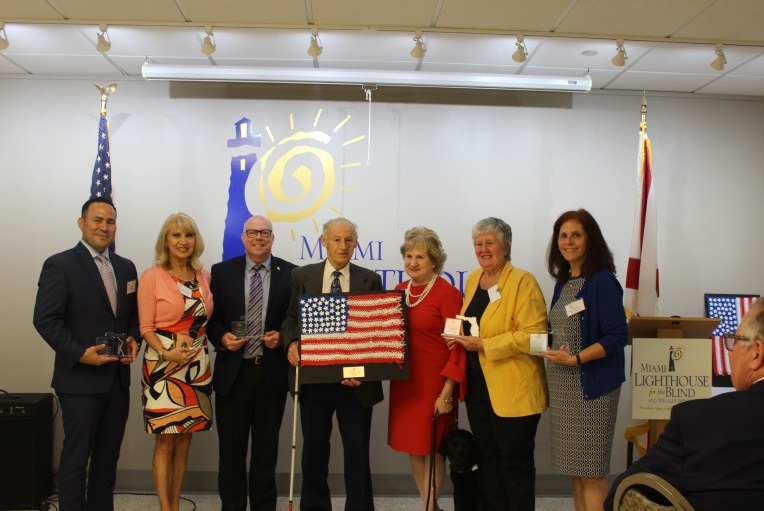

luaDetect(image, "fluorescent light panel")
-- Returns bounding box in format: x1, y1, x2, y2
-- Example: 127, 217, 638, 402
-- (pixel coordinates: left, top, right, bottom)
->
142, 63, 592, 92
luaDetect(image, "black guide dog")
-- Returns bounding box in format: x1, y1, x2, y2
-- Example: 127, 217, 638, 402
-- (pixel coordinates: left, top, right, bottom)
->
440, 429, 489, 511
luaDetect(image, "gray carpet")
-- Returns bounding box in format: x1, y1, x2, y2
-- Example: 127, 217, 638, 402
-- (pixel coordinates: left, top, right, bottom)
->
35, 494, 574, 511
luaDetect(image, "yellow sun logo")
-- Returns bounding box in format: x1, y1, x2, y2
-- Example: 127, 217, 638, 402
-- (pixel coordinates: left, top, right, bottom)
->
245, 109, 367, 240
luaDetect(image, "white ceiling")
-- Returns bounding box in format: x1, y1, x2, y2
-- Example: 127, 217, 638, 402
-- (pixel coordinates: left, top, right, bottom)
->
2, 0, 764, 96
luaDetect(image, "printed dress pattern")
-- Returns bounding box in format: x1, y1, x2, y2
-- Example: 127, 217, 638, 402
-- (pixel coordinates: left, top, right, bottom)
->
142, 277, 213, 434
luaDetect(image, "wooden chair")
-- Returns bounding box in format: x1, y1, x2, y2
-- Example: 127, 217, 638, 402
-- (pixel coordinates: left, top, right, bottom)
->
613, 473, 695, 511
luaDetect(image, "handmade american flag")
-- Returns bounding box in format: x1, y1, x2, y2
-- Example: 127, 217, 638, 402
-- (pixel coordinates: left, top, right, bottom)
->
90, 113, 112, 201
299, 292, 405, 367
706, 294, 759, 376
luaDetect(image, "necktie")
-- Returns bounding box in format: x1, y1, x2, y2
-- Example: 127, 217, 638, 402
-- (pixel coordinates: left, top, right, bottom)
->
331, 270, 342, 294
97, 255, 117, 316
246, 264, 264, 357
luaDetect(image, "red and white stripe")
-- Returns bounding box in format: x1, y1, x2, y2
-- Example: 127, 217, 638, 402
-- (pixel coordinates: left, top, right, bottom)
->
624, 131, 660, 317
301, 293, 405, 366
711, 296, 758, 376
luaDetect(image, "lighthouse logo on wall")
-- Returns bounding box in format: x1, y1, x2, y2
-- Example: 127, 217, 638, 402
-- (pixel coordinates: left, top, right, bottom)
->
222, 112, 367, 260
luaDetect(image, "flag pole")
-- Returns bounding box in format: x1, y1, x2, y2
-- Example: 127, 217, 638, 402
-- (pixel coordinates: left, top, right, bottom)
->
640, 90, 647, 134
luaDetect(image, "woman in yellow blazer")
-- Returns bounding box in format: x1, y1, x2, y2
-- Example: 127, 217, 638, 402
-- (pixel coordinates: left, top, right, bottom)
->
451, 217, 548, 511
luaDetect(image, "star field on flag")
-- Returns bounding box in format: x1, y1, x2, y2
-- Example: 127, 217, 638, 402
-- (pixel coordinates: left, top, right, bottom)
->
90, 114, 112, 200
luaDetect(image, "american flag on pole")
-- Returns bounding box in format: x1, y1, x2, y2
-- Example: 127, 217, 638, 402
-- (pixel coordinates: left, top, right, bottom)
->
624, 128, 660, 317
705, 294, 759, 376
299, 292, 406, 367
90, 113, 112, 201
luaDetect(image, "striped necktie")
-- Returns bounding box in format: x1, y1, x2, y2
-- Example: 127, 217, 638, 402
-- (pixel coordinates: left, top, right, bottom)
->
246, 264, 264, 357
96, 255, 117, 316
331, 270, 342, 294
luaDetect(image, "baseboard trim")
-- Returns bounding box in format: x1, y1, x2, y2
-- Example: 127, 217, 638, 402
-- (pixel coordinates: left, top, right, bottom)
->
115, 471, 605, 497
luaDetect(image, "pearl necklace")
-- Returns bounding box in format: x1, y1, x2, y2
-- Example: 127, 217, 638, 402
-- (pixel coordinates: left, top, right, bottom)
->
405, 276, 437, 308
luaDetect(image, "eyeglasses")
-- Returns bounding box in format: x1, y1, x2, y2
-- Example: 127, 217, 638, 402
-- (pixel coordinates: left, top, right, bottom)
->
244, 229, 272, 239
723, 333, 751, 351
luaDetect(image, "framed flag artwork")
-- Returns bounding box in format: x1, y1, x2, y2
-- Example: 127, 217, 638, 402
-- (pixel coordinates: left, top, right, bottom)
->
705, 293, 760, 387
297, 290, 409, 384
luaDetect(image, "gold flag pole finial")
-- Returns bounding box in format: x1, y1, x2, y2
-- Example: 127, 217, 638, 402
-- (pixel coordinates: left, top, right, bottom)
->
640, 90, 647, 134
94, 82, 118, 114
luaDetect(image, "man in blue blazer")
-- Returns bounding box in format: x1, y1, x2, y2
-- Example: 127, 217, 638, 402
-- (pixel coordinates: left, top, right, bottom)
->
605, 298, 764, 511
33, 198, 140, 511
282, 218, 384, 511
207, 215, 296, 511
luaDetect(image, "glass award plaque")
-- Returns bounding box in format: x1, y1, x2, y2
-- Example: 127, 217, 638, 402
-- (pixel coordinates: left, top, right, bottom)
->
231, 320, 249, 340
98, 332, 130, 358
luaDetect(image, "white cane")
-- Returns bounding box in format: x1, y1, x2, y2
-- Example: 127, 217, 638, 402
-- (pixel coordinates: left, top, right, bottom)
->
287, 362, 300, 511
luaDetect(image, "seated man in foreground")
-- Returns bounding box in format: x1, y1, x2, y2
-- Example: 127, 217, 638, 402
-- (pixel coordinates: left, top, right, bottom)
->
605, 297, 764, 511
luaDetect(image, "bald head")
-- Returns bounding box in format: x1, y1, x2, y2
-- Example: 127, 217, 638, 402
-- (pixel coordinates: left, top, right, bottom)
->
241, 215, 274, 263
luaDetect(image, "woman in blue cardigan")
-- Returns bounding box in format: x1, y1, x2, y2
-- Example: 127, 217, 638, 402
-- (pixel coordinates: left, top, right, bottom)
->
544, 209, 627, 511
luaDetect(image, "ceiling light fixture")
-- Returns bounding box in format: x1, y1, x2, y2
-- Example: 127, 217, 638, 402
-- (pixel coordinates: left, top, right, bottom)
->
611, 37, 628, 67
96, 24, 111, 53
0, 23, 9, 51
307, 28, 322, 58
201, 25, 216, 56
142, 63, 592, 92
710, 43, 726, 71
512, 34, 528, 63
410, 32, 426, 59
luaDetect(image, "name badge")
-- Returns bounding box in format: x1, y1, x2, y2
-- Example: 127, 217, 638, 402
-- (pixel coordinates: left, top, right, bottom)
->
126, 280, 137, 294
178, 282, 193, 298
487, 284, 501, 303
343, 366, 365, 379
565, 298, 585, 317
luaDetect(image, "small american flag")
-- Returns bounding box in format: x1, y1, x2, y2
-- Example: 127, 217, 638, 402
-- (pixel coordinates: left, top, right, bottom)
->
706, 294, 759, 376
90, 113, 112, 200
299, 292, 405, 367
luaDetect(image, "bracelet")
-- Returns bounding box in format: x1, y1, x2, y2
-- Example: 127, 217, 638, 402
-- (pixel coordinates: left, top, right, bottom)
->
438, 395, 453, 403
575, 354, 582, 366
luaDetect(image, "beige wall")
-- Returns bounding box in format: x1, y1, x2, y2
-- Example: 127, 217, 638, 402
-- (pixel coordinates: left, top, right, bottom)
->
1, 78, 763, 492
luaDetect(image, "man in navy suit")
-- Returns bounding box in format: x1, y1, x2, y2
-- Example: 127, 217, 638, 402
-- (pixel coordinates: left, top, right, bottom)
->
207, 215, 296, 511
282, 218, 384, 511
33, 198, 140, 511
605, 298, 764, 511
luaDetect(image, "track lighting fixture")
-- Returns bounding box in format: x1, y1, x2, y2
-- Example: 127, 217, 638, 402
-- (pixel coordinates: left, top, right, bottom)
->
710, 43, 726, 71
0, 23, 8, 52
512, 34, 528, 63
410, 32, 425, 59
307, 29, 322, 58
201, 26, 216, 56
611, 37, 627, 67
96, 24, 111, 53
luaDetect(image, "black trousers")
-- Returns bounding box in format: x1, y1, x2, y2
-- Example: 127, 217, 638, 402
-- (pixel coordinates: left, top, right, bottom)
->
216, 361, 287, 511
56, 371, 129, 511
299, 383, 374, 511
466, 393, 541, 511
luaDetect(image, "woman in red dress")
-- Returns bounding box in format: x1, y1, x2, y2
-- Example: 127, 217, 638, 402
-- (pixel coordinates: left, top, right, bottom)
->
388, 226, 466, 511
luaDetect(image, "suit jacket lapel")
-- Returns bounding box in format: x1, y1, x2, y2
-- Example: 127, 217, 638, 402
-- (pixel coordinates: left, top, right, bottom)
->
348, 264, 368, 293
266, 257, 280, 319
76, 243, 113, 314
302, 262, 325, 295
234, 256, 247, 319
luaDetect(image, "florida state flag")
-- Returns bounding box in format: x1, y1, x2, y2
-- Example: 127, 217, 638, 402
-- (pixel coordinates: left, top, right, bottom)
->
625, 130, 660, 318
